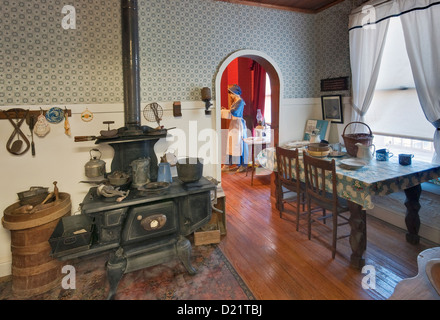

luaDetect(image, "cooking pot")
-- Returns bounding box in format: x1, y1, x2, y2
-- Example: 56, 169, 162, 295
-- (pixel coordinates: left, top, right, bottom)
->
107, 171, 130, 186
176, 157, 203, 183
85, 149, 106, 178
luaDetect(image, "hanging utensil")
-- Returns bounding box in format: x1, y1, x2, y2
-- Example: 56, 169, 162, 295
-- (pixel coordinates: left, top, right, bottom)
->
3, 109, 30, 155
9, 110, 24, 153
28, 114, 36, 156
12, 129, 23, 154
34, 110, 50, 137
81, 107, 94, 122
45, 107, 64, 124
143, 102, 163, 129
64, 108, 71, 137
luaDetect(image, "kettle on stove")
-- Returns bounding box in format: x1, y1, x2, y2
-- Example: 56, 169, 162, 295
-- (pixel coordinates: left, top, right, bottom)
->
85, 149, 106, 178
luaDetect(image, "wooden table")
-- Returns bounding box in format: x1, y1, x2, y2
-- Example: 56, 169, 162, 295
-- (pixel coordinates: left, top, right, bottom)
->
257, 147, 440, 269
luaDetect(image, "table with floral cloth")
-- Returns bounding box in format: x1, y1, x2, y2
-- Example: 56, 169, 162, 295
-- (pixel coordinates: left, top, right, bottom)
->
258, 146, 440, 268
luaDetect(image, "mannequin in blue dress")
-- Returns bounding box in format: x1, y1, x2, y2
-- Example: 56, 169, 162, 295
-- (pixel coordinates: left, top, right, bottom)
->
222, 84, 249, 173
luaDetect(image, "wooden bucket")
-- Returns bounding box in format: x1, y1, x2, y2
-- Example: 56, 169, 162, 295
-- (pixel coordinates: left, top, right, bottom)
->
2, 193, 71, 298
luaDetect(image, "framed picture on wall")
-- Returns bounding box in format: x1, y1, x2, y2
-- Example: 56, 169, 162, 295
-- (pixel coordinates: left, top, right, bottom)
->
321, 95, 343, 123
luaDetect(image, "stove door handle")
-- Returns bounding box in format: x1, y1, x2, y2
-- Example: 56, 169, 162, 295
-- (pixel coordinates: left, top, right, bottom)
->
63, 236, 77, 245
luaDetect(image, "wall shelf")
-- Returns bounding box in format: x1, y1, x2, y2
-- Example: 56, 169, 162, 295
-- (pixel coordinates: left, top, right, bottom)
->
0, 108, 72, 120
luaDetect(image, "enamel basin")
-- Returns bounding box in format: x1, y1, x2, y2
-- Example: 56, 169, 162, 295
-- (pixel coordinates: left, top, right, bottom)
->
426, 258, 440, 296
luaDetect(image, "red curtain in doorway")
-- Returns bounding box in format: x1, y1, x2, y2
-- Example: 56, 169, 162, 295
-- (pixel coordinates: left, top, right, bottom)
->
220, 58, 266, 132
251, 61, 266, 129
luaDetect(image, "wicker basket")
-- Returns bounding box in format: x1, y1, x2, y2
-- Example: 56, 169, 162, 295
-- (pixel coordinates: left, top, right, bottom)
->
342, 122, 374, 157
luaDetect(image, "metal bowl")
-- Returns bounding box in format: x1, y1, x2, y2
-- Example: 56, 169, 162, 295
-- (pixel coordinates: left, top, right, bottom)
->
307, 143, 331, 152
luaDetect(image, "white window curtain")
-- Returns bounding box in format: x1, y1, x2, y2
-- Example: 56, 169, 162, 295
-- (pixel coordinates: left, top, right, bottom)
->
348, 2, 391, 131
349, 0, 440, 162
398, 1, 440, 163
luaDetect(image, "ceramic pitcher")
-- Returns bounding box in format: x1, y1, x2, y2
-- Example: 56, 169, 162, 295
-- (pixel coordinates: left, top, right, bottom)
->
355, 143, 375, 162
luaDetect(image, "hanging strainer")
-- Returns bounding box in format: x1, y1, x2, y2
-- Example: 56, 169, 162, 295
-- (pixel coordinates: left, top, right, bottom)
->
143, 102, 163, 128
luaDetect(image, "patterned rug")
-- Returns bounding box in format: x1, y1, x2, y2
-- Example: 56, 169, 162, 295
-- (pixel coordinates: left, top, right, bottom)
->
0, 244, 255, 300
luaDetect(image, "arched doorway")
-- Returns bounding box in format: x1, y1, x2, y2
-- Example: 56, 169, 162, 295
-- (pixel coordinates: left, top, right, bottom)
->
214, 50, 283, 181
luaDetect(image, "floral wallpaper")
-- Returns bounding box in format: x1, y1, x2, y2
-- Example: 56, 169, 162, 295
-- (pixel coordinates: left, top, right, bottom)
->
0, 0, 351, 106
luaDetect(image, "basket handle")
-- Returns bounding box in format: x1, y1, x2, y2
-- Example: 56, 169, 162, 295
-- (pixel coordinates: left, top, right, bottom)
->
342, 121, 372, 136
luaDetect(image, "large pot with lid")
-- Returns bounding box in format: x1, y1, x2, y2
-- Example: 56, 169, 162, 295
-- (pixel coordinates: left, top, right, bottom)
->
176, 157, 203, 183
85, 149, 106, 178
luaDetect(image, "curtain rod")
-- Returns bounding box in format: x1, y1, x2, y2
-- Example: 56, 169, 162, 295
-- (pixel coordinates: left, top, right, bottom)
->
350, 0, 391, 15
349, 0, 440, 30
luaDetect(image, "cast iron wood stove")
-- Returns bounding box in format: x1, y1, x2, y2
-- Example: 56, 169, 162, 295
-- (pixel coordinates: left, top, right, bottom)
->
72, 176, 215, 299
53, 0, 217, 299
55, 175, 215, 299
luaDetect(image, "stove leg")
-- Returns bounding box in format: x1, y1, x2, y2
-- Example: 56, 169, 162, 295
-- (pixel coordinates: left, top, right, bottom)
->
177, 236, 197, 275
106, 248, 127, 300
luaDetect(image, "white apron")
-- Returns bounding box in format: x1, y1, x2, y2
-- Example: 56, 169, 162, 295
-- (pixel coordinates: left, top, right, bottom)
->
226, 115, 244, 157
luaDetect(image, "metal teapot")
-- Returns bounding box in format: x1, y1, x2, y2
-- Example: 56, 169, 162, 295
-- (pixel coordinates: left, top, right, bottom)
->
85, 149, 106, 178
355, 143, 375, 162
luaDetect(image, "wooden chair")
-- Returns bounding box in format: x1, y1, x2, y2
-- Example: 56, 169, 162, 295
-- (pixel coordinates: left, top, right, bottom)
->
275, 146, 305, 231
302, 152, 350, 259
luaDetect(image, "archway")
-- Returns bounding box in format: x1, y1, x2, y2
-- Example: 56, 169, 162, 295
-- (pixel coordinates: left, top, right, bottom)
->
214, 49, 283, 182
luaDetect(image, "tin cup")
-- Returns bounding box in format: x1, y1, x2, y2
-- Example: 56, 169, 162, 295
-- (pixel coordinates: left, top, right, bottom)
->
399, 153, 414, 165
375, 149, 393, 161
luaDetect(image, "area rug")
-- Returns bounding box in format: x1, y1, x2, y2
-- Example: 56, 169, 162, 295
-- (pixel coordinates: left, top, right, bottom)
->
0, 244, 255, 300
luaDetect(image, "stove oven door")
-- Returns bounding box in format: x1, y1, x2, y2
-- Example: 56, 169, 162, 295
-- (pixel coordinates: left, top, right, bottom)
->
179, 191, 212, 236
121, 200, 177, 245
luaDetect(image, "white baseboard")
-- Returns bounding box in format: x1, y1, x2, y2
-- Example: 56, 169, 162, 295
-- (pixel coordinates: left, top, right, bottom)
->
0, 261, 11, 278
367, 205, 440, 245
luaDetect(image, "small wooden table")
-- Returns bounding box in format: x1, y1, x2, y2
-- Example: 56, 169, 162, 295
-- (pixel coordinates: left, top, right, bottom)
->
243, 136, 271, 185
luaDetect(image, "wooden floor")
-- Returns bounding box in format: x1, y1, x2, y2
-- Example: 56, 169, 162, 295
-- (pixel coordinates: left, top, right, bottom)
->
218, 169, 437, 300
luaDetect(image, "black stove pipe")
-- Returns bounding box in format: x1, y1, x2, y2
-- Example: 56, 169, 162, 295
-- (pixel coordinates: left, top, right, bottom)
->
121, 0, 142, 136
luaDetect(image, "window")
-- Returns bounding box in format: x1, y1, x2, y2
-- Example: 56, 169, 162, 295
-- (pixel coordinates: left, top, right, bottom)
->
364, 17, 435, 161
264, 73, 271, 125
